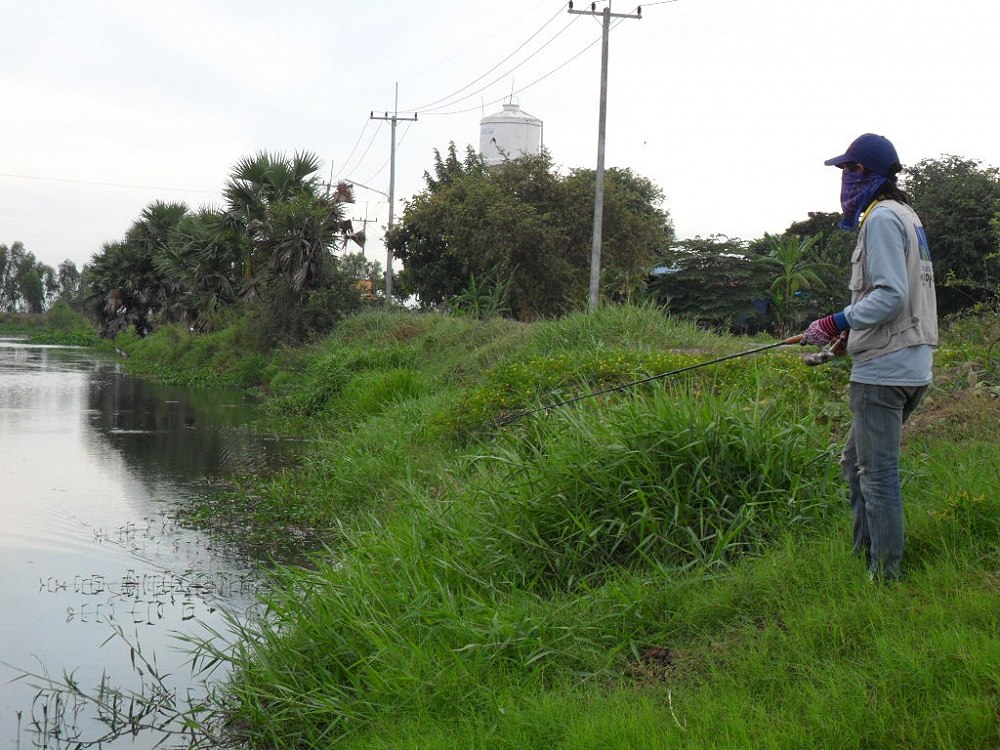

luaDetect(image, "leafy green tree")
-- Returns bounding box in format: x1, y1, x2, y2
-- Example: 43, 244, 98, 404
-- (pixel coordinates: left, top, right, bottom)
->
257, 191, 351, 298
392, 145, 488, 305
564, 166, 672, 303
86, 240, 156, 336
774, 212, 856, 312
221, 152, 360, 343
648, 235, 772, 332
438, 156, 574, 319
758, 233, 827, 335
19, 267, 45, 313
0, 241, 57, 313
422, 142, 488, 193
903, 156, 1000, 313
390, 145, 673, 318
339, 251, 382, 284
56, 260, 83, 307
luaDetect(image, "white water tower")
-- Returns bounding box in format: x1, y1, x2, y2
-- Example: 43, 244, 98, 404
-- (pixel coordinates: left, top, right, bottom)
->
479, 102, 543, 166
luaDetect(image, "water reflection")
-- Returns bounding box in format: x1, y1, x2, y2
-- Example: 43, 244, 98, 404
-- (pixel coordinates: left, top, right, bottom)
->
0, 340, 287, 748
84, 364, 289, 489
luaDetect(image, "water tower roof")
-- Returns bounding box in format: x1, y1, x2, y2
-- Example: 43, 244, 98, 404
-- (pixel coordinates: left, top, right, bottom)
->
481, 102, 542, 125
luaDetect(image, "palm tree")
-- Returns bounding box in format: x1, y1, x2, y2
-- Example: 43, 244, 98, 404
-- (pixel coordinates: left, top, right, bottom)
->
759, 233, 827, 335
222, 151, 354, 300
153, 208, 240, 329
84, 201, 189, 335
85, 152, 360, 339
85, 240, 151, 336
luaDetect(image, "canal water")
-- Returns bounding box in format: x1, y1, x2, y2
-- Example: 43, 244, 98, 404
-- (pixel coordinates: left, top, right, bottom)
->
0, 339, 286, 748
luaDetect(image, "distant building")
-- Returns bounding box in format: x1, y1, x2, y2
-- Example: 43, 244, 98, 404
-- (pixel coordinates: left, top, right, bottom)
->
479, 102, 543, 166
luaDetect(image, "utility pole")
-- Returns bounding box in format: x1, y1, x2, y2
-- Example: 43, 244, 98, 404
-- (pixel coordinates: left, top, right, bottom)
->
568, 1, 641, 312
370, 83, 417, 300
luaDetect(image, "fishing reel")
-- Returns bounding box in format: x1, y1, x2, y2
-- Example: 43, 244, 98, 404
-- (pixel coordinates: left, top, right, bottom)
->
802, 331, 848, 367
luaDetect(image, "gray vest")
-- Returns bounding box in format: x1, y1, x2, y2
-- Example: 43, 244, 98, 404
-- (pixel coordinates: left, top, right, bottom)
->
846, 200, 938, 364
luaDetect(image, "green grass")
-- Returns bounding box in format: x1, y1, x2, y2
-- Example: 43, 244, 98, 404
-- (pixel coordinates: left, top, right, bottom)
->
0, 304, 101, 346
118, 304, 1000, 749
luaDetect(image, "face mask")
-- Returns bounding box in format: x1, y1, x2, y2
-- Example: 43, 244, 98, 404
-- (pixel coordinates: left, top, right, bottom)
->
839, 170, 887, 230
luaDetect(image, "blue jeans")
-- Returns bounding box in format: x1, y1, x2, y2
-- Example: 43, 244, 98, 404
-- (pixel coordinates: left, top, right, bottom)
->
840, 383, 927, 579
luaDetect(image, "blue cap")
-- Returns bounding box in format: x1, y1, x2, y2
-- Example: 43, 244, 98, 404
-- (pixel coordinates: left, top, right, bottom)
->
824, 133, 900, 177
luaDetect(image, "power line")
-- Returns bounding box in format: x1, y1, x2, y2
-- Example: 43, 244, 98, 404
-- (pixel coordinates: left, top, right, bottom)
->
418, 22, 609, 117
0, 171, 218, 194
402, 3, 568, 113
360, 119, 416, 185
418, 14, 582, 115
341, 119, 385, 181
398, 1, 560, 85
328, 119, 371, 181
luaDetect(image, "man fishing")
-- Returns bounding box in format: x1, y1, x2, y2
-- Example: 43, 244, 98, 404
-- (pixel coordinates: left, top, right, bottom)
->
802, 133, 939, 582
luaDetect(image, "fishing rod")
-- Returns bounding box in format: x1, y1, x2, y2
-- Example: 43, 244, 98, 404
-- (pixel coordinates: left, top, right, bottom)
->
493, 334, 806, 427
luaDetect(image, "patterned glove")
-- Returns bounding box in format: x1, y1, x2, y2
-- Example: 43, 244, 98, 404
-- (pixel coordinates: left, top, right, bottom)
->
802, 313, 848, 346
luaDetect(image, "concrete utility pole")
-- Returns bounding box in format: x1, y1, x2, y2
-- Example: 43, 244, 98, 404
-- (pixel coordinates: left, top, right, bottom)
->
370, 83, 418, 300
568, 1, 641, 312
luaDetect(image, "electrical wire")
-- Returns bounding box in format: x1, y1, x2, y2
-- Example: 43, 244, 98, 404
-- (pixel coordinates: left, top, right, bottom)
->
0, 171, 218, 194
416, 13, 582, 115
419, 17, 614, 117
399, 1, 559, 85
328, 119, 371, 182
341, 119, 384, 181
418, 6, 646, 117
359, 120, 416, 186
401, 3, 571, 113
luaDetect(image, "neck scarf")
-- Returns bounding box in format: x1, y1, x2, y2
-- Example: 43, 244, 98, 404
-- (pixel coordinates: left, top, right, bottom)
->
839, 170, 887, 230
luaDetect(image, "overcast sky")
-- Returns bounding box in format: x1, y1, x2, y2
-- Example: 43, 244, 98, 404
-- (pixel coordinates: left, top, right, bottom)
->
2, 0, 997, 273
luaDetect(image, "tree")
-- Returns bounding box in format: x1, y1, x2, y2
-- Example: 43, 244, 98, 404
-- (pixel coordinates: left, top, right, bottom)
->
152, 208, 241, 328
220, 152, 360, 343
222, 150, 351, 296
19, 267, 45, 313
339, 251, 382, 284
85, 151, 360, 341
903, 156, 1000, 313
56, 260, 83, 308
758, 233, 827, 335
389, 145, 673, 318
0, 241, 57, 313
648, 235, 772, 332
772, 212, 856, 314
392, 145, 488, 306
565, 166, 672, 302
85, 202, 190, 336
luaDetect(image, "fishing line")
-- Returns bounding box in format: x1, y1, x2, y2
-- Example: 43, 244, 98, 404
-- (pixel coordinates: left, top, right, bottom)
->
492, 335, 803, 427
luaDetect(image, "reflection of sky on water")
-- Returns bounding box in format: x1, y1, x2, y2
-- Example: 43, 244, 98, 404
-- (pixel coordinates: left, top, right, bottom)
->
0, 341, 280, 749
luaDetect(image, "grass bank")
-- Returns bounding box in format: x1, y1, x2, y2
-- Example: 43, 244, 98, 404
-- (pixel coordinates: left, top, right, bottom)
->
0, 303, 101, 346
118, 305, 1000, 749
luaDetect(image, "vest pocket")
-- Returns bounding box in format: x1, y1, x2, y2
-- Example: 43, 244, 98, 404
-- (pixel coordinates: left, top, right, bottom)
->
848, 260, 865, 292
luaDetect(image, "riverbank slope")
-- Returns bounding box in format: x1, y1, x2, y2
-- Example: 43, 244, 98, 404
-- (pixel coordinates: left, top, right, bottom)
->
121, 305, 1000, 749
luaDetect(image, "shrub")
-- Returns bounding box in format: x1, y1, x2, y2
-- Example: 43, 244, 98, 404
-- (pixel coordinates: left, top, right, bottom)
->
458, 387, 839, 591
